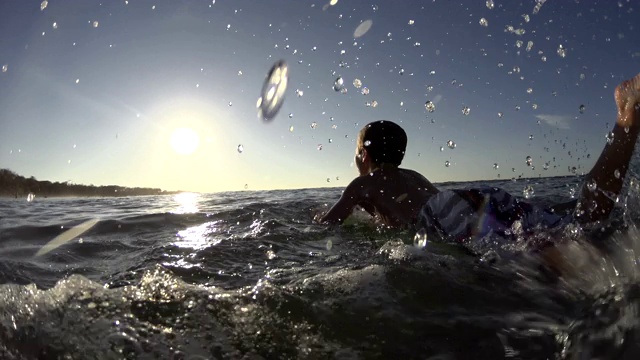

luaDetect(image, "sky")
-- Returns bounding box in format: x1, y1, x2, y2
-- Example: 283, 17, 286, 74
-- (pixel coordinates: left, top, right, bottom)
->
0, 0, 639, 193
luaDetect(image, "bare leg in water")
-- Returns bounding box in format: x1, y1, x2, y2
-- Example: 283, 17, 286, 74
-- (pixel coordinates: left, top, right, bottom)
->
574, 73, 640, 224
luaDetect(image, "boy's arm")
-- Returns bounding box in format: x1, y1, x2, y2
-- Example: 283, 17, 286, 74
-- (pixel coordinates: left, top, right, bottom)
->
576, 73, 640, 223
318, 178, 365, 224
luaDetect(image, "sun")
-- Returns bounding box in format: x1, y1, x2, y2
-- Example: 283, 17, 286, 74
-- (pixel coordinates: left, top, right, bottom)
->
170, 127, 200, 155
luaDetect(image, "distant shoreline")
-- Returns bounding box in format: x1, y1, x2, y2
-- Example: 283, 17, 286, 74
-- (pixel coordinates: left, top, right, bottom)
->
0, 168, 179, 199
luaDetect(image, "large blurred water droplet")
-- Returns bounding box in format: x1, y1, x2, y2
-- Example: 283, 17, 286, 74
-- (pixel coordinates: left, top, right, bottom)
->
92, 21, 99, 28
479, 18, 488, 27
40, 0, 48, 11
353, 78, 362, 88
311, 122, 318, 129
447, 140, 456, 149
353, 20, 373, 38
237, 144, 244, 153
486, 0, 494, 9
498, 112, 503, 118
462, 106, 471, 115
257, 60, 288, 122
522, 185, 535, 199
361, 87, 369, 95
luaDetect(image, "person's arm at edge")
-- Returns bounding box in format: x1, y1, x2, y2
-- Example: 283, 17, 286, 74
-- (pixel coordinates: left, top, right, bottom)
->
318, 177, 365, 224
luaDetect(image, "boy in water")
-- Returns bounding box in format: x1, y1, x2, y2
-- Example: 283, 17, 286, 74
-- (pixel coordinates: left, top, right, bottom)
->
319, 73, 640, 243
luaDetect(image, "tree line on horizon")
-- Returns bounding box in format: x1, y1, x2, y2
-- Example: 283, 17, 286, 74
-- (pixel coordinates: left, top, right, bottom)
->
0, 168, 175, 198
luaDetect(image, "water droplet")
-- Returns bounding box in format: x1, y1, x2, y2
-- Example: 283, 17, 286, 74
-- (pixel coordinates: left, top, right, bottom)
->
522, 185, 535, 199
408, 20, 415, 25
317, 144, 323, 151
541, 56, 547, 62
361, 87, 369, 95
1, 64, 7, 73
75, 78, 80, 84
371, 100, 378, 108
479, 18, 488, 27
295, 89, 304, 97
92, 21, 99, 28
425, 101, 435, 113
353, 78, 362, 88
462, 106, 471, 116
328, 138, 333, 143
526, 155, 533, 166
486, 0, 494, 9
614, 169, 621, 179
413, 229, 428, 248
244, 184, 249, 190
439, 146, 444, 152
257, 60, 288, 122
399, 68, 405, 75
532, 103, 538, 110
516, 40, 523, 48
52, 22, 58, 29
372, 4, 378, 11
288, 113, 293, 118
266, 250, 276, 259
515, 105, 521, 111
497, 112, 503, 118
557, 44, 566, 58
364, 140, 371, 146
237, 144, 244, 153
333, 77, 344, 91
353, 19, 373, 38
579, 104, 585, 114
522, 14, 530, 23
311, 122, 317, 129
237, 70, 243, 76
493, 163, 499, 169
497, 62, 504, 68
444, 161, 451, 167
526, 41, 534, 52
426, 85, 434, 92
40, 0, 48, 11
289, 126, 294, 132
228, 101, 232, 106
606, 131, 614, 145
587, 181, 597, 192
527, 88, 533, 94
529, 135, 534, 140
447, 140, 456, 149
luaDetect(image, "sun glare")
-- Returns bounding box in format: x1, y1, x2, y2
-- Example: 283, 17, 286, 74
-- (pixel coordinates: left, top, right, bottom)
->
170, 127, 200, 155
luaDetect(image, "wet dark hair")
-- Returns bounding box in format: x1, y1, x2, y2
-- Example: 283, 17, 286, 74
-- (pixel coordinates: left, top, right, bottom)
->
357, 120, 407, 166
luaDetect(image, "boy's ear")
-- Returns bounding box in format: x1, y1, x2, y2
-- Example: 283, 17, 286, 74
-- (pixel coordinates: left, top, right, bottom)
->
360, 148, 369, 162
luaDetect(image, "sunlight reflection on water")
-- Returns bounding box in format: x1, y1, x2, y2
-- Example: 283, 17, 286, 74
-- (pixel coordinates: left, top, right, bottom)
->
171, 192, 200, 214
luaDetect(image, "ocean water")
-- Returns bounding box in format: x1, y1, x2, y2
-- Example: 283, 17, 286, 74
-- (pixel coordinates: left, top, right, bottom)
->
1, 175, 640, 359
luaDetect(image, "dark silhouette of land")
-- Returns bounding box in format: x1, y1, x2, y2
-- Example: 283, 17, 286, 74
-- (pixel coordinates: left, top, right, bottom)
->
0, 169, 178, 198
